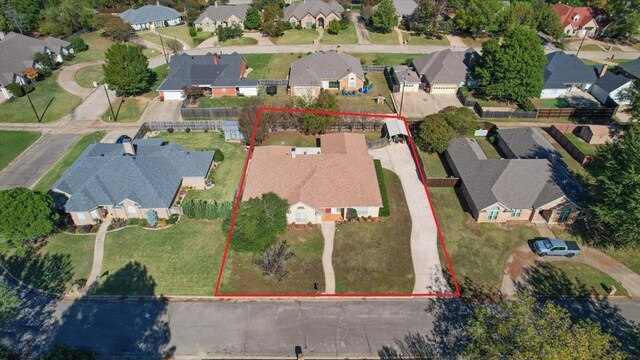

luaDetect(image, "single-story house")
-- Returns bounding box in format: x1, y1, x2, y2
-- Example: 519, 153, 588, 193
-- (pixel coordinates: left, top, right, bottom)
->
541, 51, 598, 99
284, 0, 344, 29
553, 3, 609, 37
373, 0, 418, 23
589, 66, 634, 105
157, 52, 258, 100
119, 4, 182, 31
445, 138, 581, 224
496, 127, 558, 160
390, 65, 422, 93
223, 120, 244, 142
411, 49, 479, 94
242, 133, 383, 224
288, 50, 365, 98
576, 124, 618, 145
619, 57, 640, 80
194, 4, 249, 32
52, 139, 214, 225
0, 32, 73, 99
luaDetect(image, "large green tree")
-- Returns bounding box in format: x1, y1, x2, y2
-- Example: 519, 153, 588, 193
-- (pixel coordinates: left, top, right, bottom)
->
536, 2, 564, 39
244, 6, 261, 30
239, 97, 268, 143
466, 292, 625, 359
0, 283, 20, 325
0, 188, 58, 253
417, 114, 455, 153
621, 81, 640, 121
39, 0, 95, 37
97, 13, 135, 42
453, 0, 505, 37
103, 43, 151, 96
260, 3, 285, 37
587, 123, 640, 247
300, 89, 340, 134
606, 0, 640, 39
370, 0, 398, 33
474, 25, 546, 104
409, 0, 450, 39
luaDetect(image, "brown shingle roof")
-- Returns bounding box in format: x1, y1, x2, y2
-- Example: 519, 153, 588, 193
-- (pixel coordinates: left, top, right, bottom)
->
242, 133, 383, 209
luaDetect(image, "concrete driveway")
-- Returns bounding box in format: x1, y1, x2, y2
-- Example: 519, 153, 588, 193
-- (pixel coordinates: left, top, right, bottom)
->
61, 86, 116, 122
0, 134, 80, 189
394, 92, 463, 119
139, 100, 182, 122
369, 143, 448, 294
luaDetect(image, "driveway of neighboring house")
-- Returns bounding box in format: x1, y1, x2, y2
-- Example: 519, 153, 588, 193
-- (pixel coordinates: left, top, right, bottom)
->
60, 86, 116, 122
352, 13, 371, 45
369, 143, 448, 294
57, 61, 104, 98
393, 92, 464, 119
139, 99, 182, 122
0, 134, 80, 190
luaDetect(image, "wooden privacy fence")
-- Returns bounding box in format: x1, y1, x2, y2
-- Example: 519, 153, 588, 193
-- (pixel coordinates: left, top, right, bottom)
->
138, 121, 227, 137
362, 65, 386, 72
474, 103, 538, 119
366, 138, 388, 149
258, 79, 288, 86
181, 107, 241, 119
426, 177, 460, 187
383, 67, 400, 93
537, 107, 617, 120
456, 89, 477, 107
548, 125, 591, 165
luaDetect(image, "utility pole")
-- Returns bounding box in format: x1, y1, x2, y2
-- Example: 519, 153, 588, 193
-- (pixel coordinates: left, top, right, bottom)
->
575, 30, 588, 58
22, 83, 53, 123
103, 84, 123, 122
159, 34, 168, 65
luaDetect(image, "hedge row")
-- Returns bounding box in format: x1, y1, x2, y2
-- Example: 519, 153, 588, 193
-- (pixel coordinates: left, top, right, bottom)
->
374, 159, 390, 217
182, 199, 233, 220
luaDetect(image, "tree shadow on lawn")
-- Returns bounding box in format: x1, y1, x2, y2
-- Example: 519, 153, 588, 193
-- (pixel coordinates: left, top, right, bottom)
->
90, 261, 157, 296
516, 261, 594, 297
0, 251, 73, 294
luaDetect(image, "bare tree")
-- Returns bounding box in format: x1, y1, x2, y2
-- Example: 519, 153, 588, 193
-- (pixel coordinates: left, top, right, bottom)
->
254, 240, 294, 281
166, 38, 183, 55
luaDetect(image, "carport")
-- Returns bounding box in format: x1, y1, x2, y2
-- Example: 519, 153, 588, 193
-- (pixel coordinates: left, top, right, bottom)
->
383, 119, 408, 141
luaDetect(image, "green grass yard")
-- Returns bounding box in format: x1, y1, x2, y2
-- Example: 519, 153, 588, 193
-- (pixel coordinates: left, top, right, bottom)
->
337, 72, 395, 113
333, 169, 414, 293
101, 96, 148, 123
368, 30, 400, 45
351, 53, 420, 66
320, 23, 359, 44
74, 64, 103, 88
270, 29, 318, 45
155, 132, 247, 202
0, 71, 82, 123
220, 37, 258, 46
581, 58, 604, 66
244, 53, 299, 79
66, 31, 113, 64
33, 131, 106, 192
401, 32, 450, 46
40, 233, 95, 290
524, 261, 628, 296
96, 219, 225, 296
218, 227, 325, 294
198, 96, 251, 108
156, 25, 211, 47
565, 133, 597, 155
421, 151, 448, 177
262, 131, 318, 147
0, 131, 41, 172
475, 137, 503, 159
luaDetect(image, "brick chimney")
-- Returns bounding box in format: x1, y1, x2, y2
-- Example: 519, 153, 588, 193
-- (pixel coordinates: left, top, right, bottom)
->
123, 141, 135, 156
213, 52, 219, 65
599, 64, 608, 78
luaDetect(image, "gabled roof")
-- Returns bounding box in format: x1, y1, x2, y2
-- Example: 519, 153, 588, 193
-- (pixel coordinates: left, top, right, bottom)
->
242, 133, 383, 209
496, 127, 557, 159
619, 57, 640, 79
289, 50, 364, 87
53, 139, 213, 212
446, 138, 580, 211
119, 4, 181, 25
0, 32, 70, 86
593, 70, 633, 93
553, 3, 608, 30
195, 4, 249, 24
372, 0, 418, 17
411, 49, 478, 85
391, 65, 421, 84
543, 51, 598, 89
284, 0, 344, 20
157, 52, 257, 91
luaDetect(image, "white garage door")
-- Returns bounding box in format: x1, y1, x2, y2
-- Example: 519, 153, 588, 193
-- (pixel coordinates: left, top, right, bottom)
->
162, 91, 184, 100
430, 85, 458, 94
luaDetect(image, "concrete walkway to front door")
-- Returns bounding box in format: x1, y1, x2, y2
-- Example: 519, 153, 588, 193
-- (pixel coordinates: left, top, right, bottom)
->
84, 217, 112, 294
369, 143, 448, 294
320, 221, 336, 294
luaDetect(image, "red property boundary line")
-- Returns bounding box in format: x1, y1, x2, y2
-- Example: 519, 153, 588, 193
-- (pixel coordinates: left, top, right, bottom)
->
214, 107, 461, 298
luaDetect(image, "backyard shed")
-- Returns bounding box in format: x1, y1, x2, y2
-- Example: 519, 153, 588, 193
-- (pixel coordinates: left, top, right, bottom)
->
383, 119, 408, 140
223, 121, 244, 142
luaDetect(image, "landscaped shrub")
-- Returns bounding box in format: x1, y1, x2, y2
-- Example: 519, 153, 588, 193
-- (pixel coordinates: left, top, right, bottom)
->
197, 27, 203, 32
374, 160, 390, 217
217, 24, 243, 42
126, 218, 147, 226
327, 19, 341, 35
68, 35, 88, 52
168, 214, 179, 224
167, 127, 174, 133
295, 23, 302, 30
36, 66, 52, 80
5, 83, 26, 97
62, 52, 75, 61
519, 99, 537, 112
188, 26, 197, 37
185, 127, 191, 133
214, 149, 224, 162
284, 21, 292, 30
145, 210, 158, 227
346, 208, 358, 221
182, 199, 233, 220
254, 240, 294, 281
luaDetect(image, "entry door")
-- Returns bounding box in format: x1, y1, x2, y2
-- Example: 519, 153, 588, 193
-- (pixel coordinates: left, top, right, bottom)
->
325, 208, 331, 214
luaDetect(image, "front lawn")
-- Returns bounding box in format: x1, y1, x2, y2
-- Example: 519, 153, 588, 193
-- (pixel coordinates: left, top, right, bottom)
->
0, 131, 41, 172
244, 53, 300, 79
565, 133, 597, 155
198, 96, 251, 108
220, 37, 258, 46
401, 32, 450, 46
0, 71, 82, 123
74, 64, 103, 88
154, 132, 247, 202
352, 53, 419, 66
148, 64, 169, 98
580, 44, 604, 51
333, 169, 414, 293
101, 96, 148, 123
368, 30, 400, 45
270, 29, 318, 45
581, 58, 604, 66
33, 131, 106, 192
320, 23, 359, 44
156, 24, 209, 47
218, 227, 325, 294
96, 219, 225, 296
66, 31, 113, 64
430, 187, 540, 295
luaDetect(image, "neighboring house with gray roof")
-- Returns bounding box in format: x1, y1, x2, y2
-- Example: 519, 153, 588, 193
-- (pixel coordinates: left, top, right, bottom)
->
157, 52, 258, 100
390, 65, 422, 93
52, 139, 214, 226
288, 50, 364, 98
496, 127, 558, 160
589, 66, 633, 105
541, 51, 598, 99
119, 4, 182, 31
372, 0, 418, 23
619, 57, 640, 80
284, 0, 343, 29
194, 4, 249, 32
444, 138, 580, 224
411, 49, 479, 94
0, 32, 72, 99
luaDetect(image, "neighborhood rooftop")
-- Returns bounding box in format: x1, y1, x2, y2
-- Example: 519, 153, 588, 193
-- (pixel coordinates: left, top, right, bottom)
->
284, 0, 344, 20
242, 133, 383, 209
119, 4, 182, 25
496, 127, 557, 159
288, 51, 364, 87
195, 4, 249, 23
593, 70, 632, 93
620, 57, 640, 79
411, 49, 477, 85
53, 139, 213, 212
543, 51, 598, 89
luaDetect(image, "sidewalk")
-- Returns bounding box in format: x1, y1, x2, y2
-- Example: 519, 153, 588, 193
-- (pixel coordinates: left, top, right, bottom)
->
84, 218, 112, 293
320, 221, 336, 294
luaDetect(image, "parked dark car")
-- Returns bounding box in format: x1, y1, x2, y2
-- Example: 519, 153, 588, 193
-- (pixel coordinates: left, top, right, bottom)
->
116, 135, 132, 144
266, 85, 277, 96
